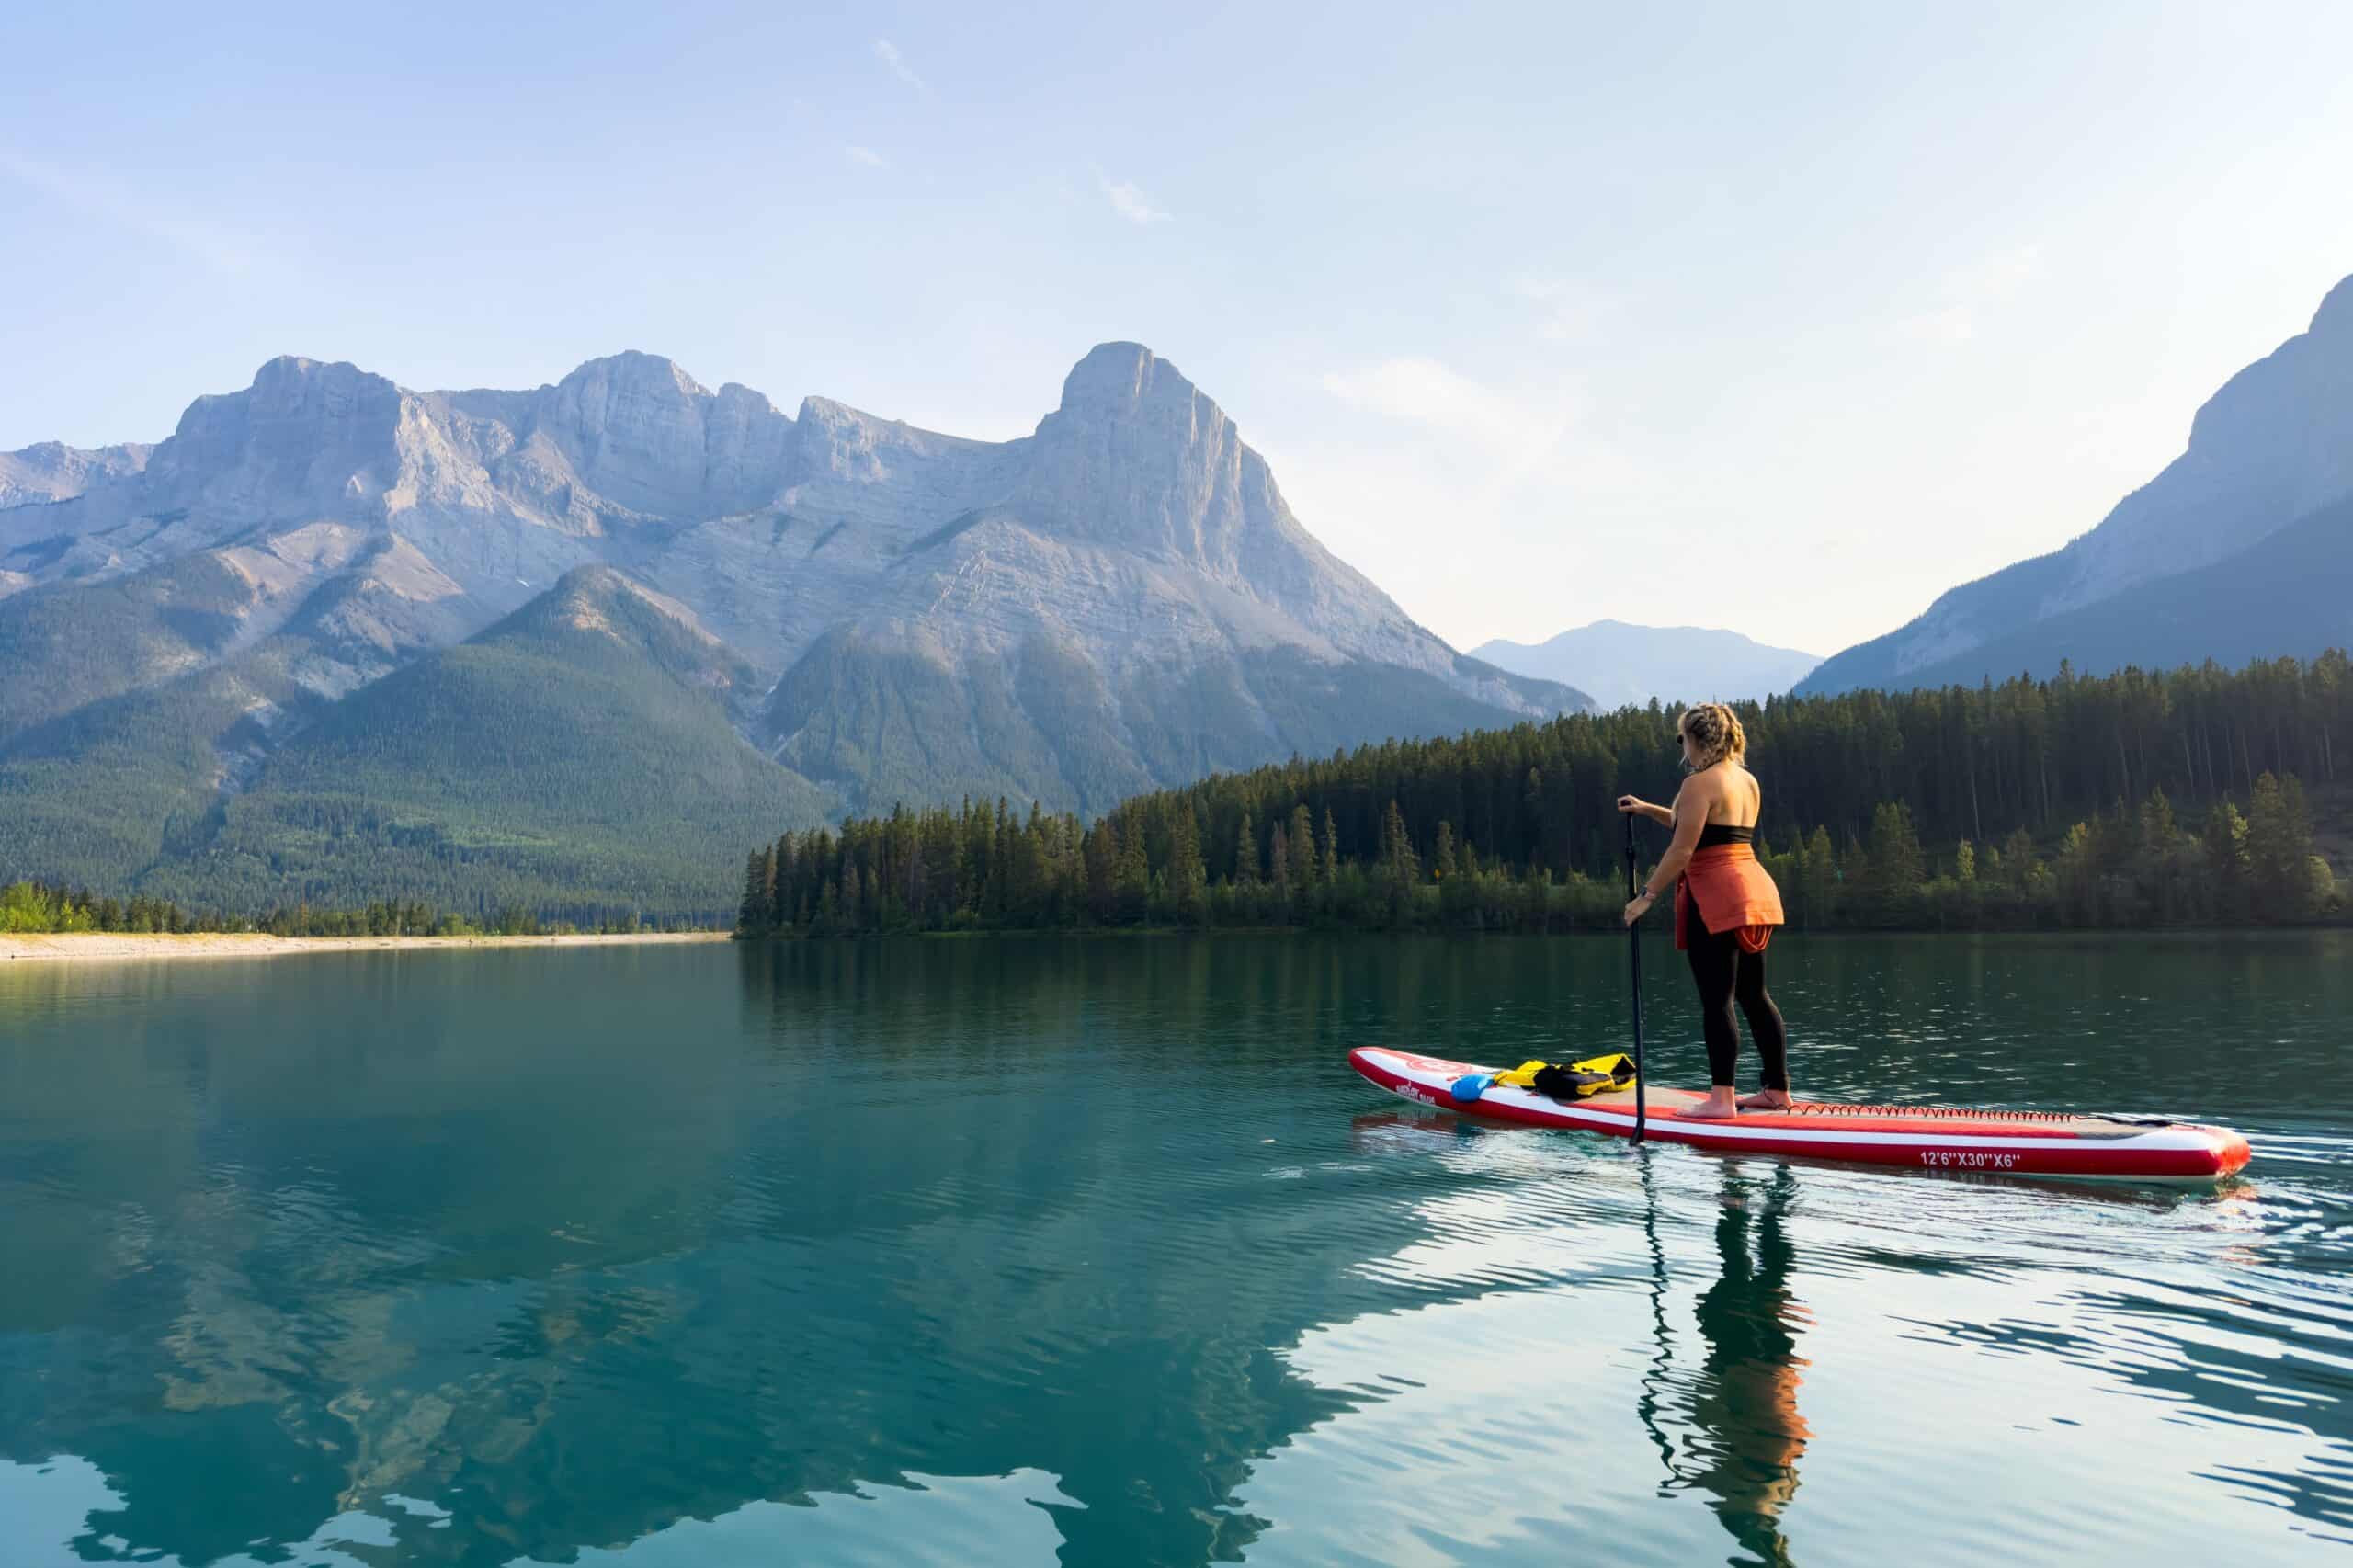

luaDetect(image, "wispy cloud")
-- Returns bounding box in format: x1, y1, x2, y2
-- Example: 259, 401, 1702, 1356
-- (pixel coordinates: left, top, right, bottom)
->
1316, 353, 1656, 513
0, 148, 259, 276
845, 144, 890, 169
1888, 244, 2043, 347
874, 38, 927, 93
1513, 277, 1614, 345
1320, 357, 1576, 456
1098, 174, 1170, 225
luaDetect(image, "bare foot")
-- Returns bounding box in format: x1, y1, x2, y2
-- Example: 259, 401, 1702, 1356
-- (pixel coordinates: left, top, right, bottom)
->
1738, 1090, 1793, 1111
1682, 1089, 1739, 1120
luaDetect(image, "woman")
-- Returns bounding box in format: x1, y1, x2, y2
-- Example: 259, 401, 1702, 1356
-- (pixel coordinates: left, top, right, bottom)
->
1618, 703, 1790, 1119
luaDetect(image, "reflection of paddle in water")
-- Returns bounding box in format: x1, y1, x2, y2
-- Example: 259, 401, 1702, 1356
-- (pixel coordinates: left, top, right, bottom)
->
1640, 1162, 1812, 1565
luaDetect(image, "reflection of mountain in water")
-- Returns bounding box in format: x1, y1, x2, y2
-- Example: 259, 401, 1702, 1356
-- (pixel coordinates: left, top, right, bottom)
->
0, 940, 1567, 1567
6, 936, 2350, 1564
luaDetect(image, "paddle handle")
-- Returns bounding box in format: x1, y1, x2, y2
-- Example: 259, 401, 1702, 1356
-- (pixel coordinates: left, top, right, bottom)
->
1625, 812, 1647, 1144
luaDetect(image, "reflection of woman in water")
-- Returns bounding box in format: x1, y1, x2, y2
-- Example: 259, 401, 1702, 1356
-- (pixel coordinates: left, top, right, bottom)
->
1672, 1167, 1812, 1564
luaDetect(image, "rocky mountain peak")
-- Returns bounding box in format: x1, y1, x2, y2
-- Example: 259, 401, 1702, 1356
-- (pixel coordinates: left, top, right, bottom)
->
715, 382, 782, 417
1050, 343, 1220, 434
0, 439, 153, 507
141, 355, 411, 519
553, 350, 712, 403
228, 355, 404, 419
1019, 344, 1253, 565
793, 394, 874, 428
527, 352, 792, 518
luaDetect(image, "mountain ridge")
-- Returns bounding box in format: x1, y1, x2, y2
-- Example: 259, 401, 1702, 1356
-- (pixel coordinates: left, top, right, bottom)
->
1801, 269, 2353, 695
0, 343, 1591, 915
1471, 620, 1821, 710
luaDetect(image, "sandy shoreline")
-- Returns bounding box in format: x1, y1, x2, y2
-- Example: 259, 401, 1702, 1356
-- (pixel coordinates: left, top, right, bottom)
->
0, 931, 733, 962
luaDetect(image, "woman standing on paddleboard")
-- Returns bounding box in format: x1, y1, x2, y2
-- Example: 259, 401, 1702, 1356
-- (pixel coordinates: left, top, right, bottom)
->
1618, 703, 1790, 1119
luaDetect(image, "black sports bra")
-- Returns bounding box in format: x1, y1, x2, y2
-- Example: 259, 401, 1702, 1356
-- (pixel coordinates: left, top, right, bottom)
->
1696, 822, 1756, 848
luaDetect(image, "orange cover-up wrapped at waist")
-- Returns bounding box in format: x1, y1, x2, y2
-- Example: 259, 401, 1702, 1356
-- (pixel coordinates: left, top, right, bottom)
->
1674, 841, 1785, 952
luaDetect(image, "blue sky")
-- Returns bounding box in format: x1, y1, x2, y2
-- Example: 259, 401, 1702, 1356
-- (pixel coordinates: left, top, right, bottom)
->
5, 0, 2351, 655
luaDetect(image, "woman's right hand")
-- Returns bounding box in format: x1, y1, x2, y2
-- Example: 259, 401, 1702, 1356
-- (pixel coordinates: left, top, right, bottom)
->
1616, 794, 1649, 815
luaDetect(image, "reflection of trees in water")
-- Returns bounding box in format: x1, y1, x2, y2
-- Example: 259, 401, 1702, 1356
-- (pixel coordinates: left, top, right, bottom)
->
2, 938, 1624, 1567
1643, 1164, 1810, 1567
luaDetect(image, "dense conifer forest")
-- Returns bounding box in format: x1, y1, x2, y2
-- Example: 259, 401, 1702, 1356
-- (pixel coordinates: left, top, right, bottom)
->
0, 881, 699, 937
736, 654, 2350, 937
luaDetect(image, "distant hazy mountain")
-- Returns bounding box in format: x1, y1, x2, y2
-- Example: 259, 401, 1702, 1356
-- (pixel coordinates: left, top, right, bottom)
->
0, 439, 152, 511
1801, 271, 2353, 696
1469, 620, 1821, 710
0, 344, 1588, 915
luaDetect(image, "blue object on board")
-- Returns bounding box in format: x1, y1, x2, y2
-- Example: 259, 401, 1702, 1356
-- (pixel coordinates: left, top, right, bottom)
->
1449, 1074, 1495, 1103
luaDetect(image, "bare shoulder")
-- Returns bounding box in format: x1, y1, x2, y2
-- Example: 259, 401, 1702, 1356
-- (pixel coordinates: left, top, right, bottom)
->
1674, 769, 1724, 817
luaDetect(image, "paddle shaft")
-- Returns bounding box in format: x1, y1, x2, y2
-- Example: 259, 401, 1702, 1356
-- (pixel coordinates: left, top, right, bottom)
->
1624, 812, 1647, 1144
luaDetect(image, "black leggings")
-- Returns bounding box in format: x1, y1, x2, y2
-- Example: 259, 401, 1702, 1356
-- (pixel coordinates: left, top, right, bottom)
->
1686, 896, 1790, 1091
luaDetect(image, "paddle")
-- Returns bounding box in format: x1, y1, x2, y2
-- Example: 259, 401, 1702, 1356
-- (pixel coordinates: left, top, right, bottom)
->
1624, 812, 1648, 1145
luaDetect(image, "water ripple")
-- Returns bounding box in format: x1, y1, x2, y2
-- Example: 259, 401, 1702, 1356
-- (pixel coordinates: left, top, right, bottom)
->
1, 933, 2347, 1566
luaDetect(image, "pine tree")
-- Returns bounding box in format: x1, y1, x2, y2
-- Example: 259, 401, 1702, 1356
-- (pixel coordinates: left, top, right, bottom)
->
1115, 810, 1151, 925
1167, 803, 1208, 926
1381, 801, 1419, 888
1084, 819, 1118, 923
1233, 809, 1259, 887
2054, 821, 2099, 926
2000, 825, 2038, 893
1433, 821, 1457, 881
1288, 804, 1315, 898
1797, 825, 1840, 927
1865, 801, 1923, 923
2246, 773, 2319, 921
2203, 796, 2251, 921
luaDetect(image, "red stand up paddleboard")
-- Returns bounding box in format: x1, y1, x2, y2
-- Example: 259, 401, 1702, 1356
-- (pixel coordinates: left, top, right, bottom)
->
1348, 1048, 2252, 1184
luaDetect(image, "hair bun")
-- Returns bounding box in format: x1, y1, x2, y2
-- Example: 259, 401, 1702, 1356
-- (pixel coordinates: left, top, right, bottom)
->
1678, 702, 1747, 769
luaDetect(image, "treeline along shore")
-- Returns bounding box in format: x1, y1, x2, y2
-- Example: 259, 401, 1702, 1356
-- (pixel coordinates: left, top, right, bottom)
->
0, 884, 717, 940
737, 653, 2351, 937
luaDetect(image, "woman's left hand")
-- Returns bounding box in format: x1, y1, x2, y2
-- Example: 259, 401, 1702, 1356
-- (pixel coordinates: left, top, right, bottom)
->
1622, 893, 1654, 927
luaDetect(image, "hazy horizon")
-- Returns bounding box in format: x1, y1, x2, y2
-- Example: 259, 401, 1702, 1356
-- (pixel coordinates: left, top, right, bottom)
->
6, 0, 2350, 657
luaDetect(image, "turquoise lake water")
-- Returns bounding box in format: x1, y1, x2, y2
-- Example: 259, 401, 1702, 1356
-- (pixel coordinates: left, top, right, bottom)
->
1, 933, 2347, 1565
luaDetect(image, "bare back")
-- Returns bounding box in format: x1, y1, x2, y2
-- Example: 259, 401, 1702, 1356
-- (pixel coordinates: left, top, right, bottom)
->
1676, 760, 1761, 831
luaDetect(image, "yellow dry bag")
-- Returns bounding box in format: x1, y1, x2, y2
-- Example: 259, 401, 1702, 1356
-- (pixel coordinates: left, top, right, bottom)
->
1492, 1053, 1638, 1098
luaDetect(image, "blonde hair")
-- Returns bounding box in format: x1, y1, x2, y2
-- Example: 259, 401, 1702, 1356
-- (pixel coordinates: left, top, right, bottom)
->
1678, 702, 1746, 770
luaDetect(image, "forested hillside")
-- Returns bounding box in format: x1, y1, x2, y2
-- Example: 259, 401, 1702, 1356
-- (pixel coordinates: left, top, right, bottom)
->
137, 569, 835, 926
739, 653, 2349, 936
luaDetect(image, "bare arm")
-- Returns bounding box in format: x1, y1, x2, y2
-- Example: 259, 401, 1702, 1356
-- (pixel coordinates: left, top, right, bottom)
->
1615, 794, 1677, 827
1643, 778, 1710, 899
